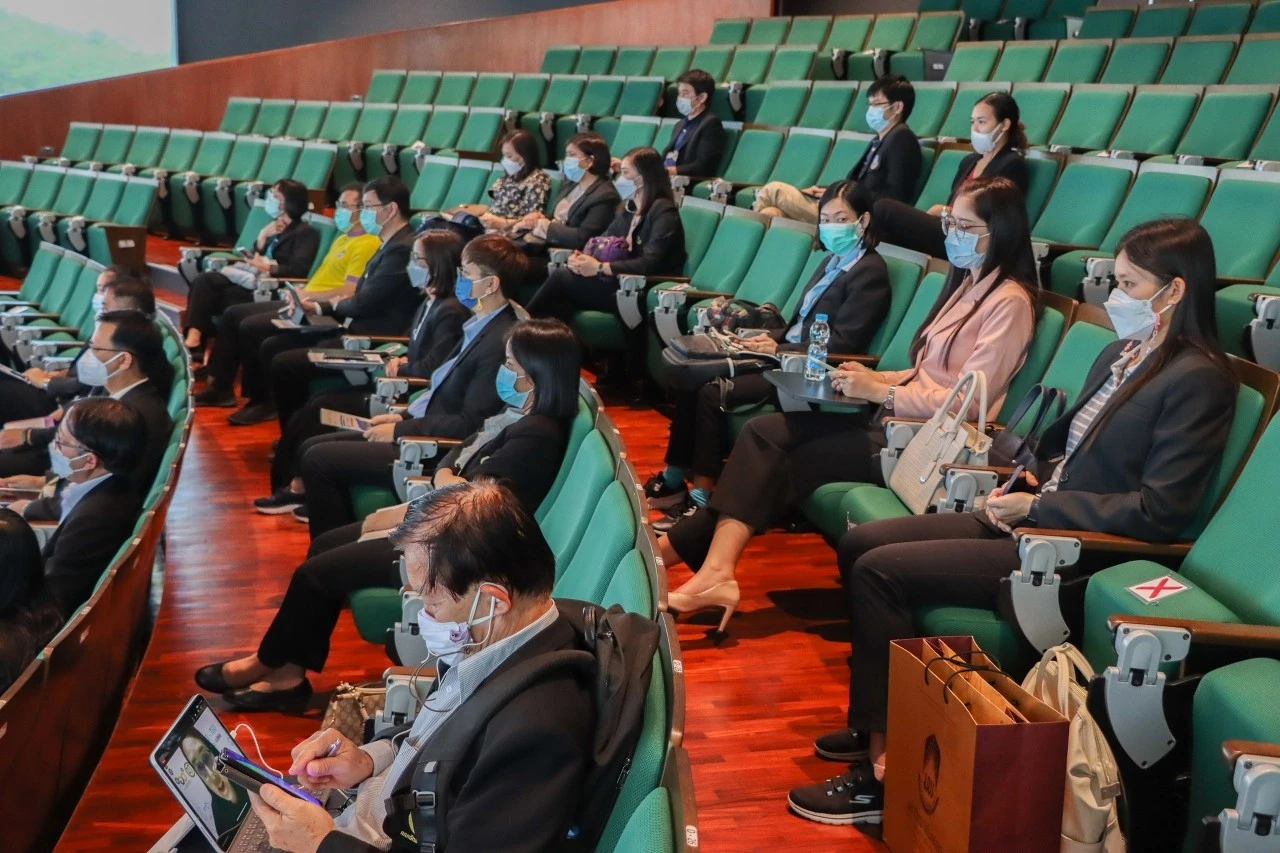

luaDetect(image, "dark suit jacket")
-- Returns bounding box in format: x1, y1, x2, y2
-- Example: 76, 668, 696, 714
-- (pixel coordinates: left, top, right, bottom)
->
947, 147, 1029, 205
404, 296, 470, 379
662, 111, 728, 177
849, 123, 923, 210
45, 348, 88, 401
602, 197, 686, 277
544, 178, 622, 250
325, 226, 419, 336
775, 249, 892, 355
257, 220, 321, 280
42, 475, 142, 617
393, 305, 518, 440
1032, 341, 1237, 542
438, 414, 570, 512
317, 611, 593, 853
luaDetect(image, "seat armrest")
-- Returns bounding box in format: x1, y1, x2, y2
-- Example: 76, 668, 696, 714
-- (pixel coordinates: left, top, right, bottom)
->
396, 377, 432, 387
397, 436, 463, 448
1021, 528, 1192, 558
827, 353, 879, 366
264, 276, 309, 284
363, 335, 410, 344
940, 463, 1016, 477
1223, 740, 1280, 767
1106, 614, 1280, 651
19, 324, 81, 336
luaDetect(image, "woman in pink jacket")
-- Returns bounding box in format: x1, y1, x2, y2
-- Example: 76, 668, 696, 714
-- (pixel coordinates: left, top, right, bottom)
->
660, 176, 1039, 628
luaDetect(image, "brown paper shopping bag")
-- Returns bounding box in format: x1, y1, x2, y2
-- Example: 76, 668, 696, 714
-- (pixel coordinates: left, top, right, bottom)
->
883, 636, 1070, 853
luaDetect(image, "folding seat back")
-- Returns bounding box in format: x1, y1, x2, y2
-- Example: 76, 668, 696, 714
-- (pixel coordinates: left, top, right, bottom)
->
709, 18, 749, 44
1253, 0, 1280, 33
0, 161, 31, 207
753, 81, 811, 127
56, 123, 102, 163
111, 176, 159, 226
787, 16, 832, 46
540, 45, 580, 74
649, 46, 693, 81
1108, 87, 1200, 155
316, 102, 362, 142
254, 139, 302, 188
409, 156, 458, 212
1043, 39, 1110, 83
574, 45, 617, 76
607, 117, 661, 156
251, 99, 294, 137
920, 0, 961, 9
1131, 3, 1192, 38
863, 259, 931, 364
713, 128, 782, 185
1187, 1, 1252, 36
990, 41, 1055, 82
815, 132, 872, 187
1077, 7, 1133, 39
576, 76, 625, 117
678, 200, 721, 274
38, 250, 85, 314
687, 211, 766, 295
1099, 164, 1213, 254
961, 0, 1005, 27
17, 166, 65, 210
84, 124, 135, 167
1176, 87, 1273, 160
797, 82, 856, 130
220, 135, 269, 180
399, 71, 441, 105
364, 69, 406, 104
291, 142, 336, 191
1099, 37, 1172, 85
1046, 84, 1131, 151
274, 101, 322, 140
1023, 152, 1061, 223
76, 171, 128, 222
906, 82, 956, 138
782, 248, 833, 318
437, 159, 493, 211
1250, 105, 1280, 161
728, 222, 814, 309
612, 77, 663, 117
601, 549, 653, 616
421, 107, 468, 150
1031, 157, 1133, 248
913, 147, 968, 211
382, 106, 431, 151
552, 480, 635, 598
434, 72, 477, 107
60, 261, 102, 330
747, 17, 791, 45
538, 430, 613, 569
937, 81, 1011, 139
943, 42, 1002, 82
1224, 34, 1280, 84
1011, 83, 1070, 146
538, 74, 588, 115
723, 45, 773, 85
13, 244, 63, 303
1198, 171, 1280, 281
535, 394, 595, 523
767, 45, 817, 82
597, 659, 669, 852
46, 168, 94, 215
688, 45, 734, 82
468, 73, 512, 108
611, 46, 655, 77
454, 108, 505, 154
188, 132, 235, 175
865, 14, 916, 52
504, 74, 550, 113
824, 15, 874, 51
219, 97, 260, 134
1160, 36, 1239, 84
347, 103, 396, 144
906, 11, 963, 51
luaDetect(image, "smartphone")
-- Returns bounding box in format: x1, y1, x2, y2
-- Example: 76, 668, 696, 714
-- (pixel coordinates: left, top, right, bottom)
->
216, 749, 324, 806
1004, 463, 1027, 491
237, 247, 254, 259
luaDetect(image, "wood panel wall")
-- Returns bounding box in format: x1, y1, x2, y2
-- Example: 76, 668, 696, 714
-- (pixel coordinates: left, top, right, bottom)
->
0, 0, 771, 161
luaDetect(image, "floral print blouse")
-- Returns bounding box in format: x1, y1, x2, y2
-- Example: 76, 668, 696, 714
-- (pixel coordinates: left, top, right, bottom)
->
488, 170, 552, 219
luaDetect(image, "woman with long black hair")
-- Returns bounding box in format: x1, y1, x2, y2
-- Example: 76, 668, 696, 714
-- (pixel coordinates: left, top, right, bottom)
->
0, 508, 63, 693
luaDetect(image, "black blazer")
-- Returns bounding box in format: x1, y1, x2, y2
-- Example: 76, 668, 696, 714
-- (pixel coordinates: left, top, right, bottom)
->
326, 226, 420, 336
438, 414, 570, 513
602, 197, 686, 277
404, 296, 470, 379
394, 305, 518, 440
256, 220, 321, 280
45, 348, 88, 401
849, 123, 923, 210
947, 147, 1029, 205
662, 111, 728, 177
317, 612, 593, 853
42, 475, 142, 617
775, 249, 892, 355
544, 178, 622, 250
0, 590, 62, 694
1032, 341, 1237, 542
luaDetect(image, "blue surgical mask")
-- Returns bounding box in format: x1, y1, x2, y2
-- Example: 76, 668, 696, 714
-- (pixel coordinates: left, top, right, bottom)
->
495, 364, 531, 409
562, 157, 585, 182
614, 176, 638, 200
866, 106, 889, 134
333, 207, 354, 233
360, 207, 383, 237
818, 222, 862, 258
455, 274, 484, 310
263, 194, 282, 219
91, 292, 106, 315
407, 260, 431, 290
501, 156, 522, 176
943, 227, 987, 272
49, 443, 89, 479
676, 97, 694, 117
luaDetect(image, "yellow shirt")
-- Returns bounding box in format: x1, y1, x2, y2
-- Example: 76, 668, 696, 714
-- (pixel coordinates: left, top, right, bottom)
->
305, 232, 381, 293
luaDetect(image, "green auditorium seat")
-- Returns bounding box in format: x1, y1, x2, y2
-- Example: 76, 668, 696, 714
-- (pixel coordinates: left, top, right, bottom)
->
73, 124, 134, 170
814, 132, 873, 189
1043, 39, 1110, 83
920, 0, 960, 9
1027, 0, 1095, 40
21, 167, 93, 256
937, 81, 1011, 139
1252, 0, 1280, 33
54, 171, 127, 252
434, 72, 477, 107
419, 106, 468, 152
589, 76, 663, 145
431, 159, 494, 216
824, 15, 874, 52
552, 480, 636, 600
963, 0, 1007, 33
280, 100, 328, 140
468, 73, 512, 108
163, 132, 232, 236
691, 129, 783, 200
605, 117, 662, 158
943, 42, 1002, 82
224, 138, 301, 239
1044, 84, 1131, 152
890, 12, 964, 81
575, 45, 617, 75
796, 82, 855, 130
1159, 36, 1239, 85
504, 74, 550, 114
219, 97, 260, 135
569, 75, 625, 122
451, 108, 505, 156
908, 82, 957, 138
1164, 86, 1274, 162
842, 14, 918, 81
689, 44, 734, 83
0, 161, 32, 209
44, 122, 101, 165
290, 142, 336, 193
649, 46, 693, 82
1105, 86, 1201, 156
1224, 33, 1280, 84
651, 118, 681, 155
984, 0, 1051, 42
398, 71, 441, 105
1243, 100, 1280, 162
746, 17, 790, 45
990, 40, 1055, 83
752, 81, 812, 127
82, 175, 155, 268
315, 101, 362, 143
540, 45, 580, 74
0, 165, 64, 271
721, 44, 773, 91
333, 103, 395, 189
378, 106, 432, 185
766, 45, 817, 82
0, 243, 66, 308
678, 220, 813, 327
365, 69, 406, 104
787, 15, 832, 46
612, 46, 655, 77
1199, 170, 1280, 282
3, 245, 82, 317
1131, 3, 1192, 38
540, 430, 615, 569
1077, 7, 1133, 40
250, 99, 294, 138
1023, 151, 1061, 223
1031, 157, 1133, 263
535, 389, 597, 524
1187, 1, 1252, 36
1010, 83, 1069, 146
1099, 37, 1172, 85
708, 18, 749, 44
913, 148, 966, 212
105, 125, 167, 174
408, 155, 459, 215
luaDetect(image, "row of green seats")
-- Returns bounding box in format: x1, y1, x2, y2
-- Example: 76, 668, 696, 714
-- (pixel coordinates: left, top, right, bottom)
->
177, 199, 336, 287
0, 162, 157, 274
0, 245, 107, 358
1074, 0, 1280, 40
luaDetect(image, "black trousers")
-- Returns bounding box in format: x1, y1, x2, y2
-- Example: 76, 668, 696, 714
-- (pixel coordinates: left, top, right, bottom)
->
0, 445, 50, 477
272, 339, 342, 431
872, 199, 947, 260
526, 268, 620, 324
0, 376, 58, 423
256, 522, 401, 672
204, 300, 279, 392
185, 271, 254, 338
271, 389, 369, 491
299, 432, 431, 539
666, 410, 885, 570
664, 372, 776, 480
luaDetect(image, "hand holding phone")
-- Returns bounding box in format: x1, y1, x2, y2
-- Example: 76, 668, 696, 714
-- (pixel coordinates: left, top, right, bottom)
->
217, 749, 323, 806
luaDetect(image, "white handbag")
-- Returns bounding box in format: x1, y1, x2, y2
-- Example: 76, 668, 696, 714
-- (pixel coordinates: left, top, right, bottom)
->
887, 370, 993, 515
1021, 644, 1124, 853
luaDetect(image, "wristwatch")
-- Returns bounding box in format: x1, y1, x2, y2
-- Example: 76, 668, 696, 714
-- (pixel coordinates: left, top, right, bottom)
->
1026, 496, 1041, 525
883, 385, 896, 411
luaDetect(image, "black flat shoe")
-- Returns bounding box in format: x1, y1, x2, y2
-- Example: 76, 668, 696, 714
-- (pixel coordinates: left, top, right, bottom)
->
195, 662, 235, 693
223, 679, 313, 713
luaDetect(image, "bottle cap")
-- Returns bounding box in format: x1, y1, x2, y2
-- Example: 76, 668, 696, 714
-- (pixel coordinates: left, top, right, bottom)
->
815, 313, 828, 322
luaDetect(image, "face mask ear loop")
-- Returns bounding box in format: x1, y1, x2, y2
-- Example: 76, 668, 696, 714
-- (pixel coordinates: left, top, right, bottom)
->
231, 723, 285, 778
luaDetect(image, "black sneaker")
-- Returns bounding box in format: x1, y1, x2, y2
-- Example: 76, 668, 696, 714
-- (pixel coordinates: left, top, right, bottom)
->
292, 505, 310, 524
193, 386, 237, 408
254, 488, 305, 515
643, 471, 689, 511
787, 762, 883, 826
653, 498, 698, 534
814, 728, 871, 762
228, 401, 279, 426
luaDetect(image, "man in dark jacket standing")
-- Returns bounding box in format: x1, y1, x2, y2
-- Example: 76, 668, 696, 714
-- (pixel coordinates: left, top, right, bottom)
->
661, 69, 727, 178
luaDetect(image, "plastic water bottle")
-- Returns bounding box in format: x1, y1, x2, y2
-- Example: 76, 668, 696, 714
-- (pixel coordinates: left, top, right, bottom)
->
805, 313, 830, 382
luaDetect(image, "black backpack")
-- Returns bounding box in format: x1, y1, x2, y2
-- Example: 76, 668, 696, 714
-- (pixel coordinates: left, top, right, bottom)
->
384, 600, 660, 853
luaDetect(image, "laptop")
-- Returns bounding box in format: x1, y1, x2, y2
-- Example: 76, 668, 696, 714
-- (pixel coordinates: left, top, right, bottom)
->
151, 695, 300, 853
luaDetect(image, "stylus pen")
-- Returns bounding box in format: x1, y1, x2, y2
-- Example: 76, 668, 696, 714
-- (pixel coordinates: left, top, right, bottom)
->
325, 740, 342, 758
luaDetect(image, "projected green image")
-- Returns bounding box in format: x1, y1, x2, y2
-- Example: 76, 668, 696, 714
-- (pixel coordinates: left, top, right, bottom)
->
0, 1, 174, 97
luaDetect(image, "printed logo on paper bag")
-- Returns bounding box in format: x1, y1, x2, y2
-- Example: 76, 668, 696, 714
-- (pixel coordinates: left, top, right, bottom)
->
918, 734, 942, 816
1127, 575, 1190, 604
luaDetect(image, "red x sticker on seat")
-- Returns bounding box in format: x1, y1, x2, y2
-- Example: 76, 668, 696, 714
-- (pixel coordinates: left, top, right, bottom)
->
1127, 575, 1190, 604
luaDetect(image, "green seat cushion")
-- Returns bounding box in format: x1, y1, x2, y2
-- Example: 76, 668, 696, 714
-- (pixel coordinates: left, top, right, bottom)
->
571, 310, 627, 352
914, 605, 1036, 677
349, 588, 403, 644
350, 485, 399, 521
840, 485, 910, 527
800, 481, 873, 541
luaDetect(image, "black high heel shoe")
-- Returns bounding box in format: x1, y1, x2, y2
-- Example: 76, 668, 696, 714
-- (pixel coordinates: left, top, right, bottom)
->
223, 679, 314, 713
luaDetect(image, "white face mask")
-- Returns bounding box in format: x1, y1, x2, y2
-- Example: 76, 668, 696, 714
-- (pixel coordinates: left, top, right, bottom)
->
76, 349, 124, 387
415, 583, 502, 668
50, 443, 89, 479
971, 125, 1005, 156
91, 292, 106, 315
500, 156, 522, 176
1104, 282, 1172, 341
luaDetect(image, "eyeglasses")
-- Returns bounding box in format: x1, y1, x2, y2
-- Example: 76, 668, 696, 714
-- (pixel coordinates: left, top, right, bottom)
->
940, 213, 988, 238
360, 202, 388, 213
867, 99, 892, 109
